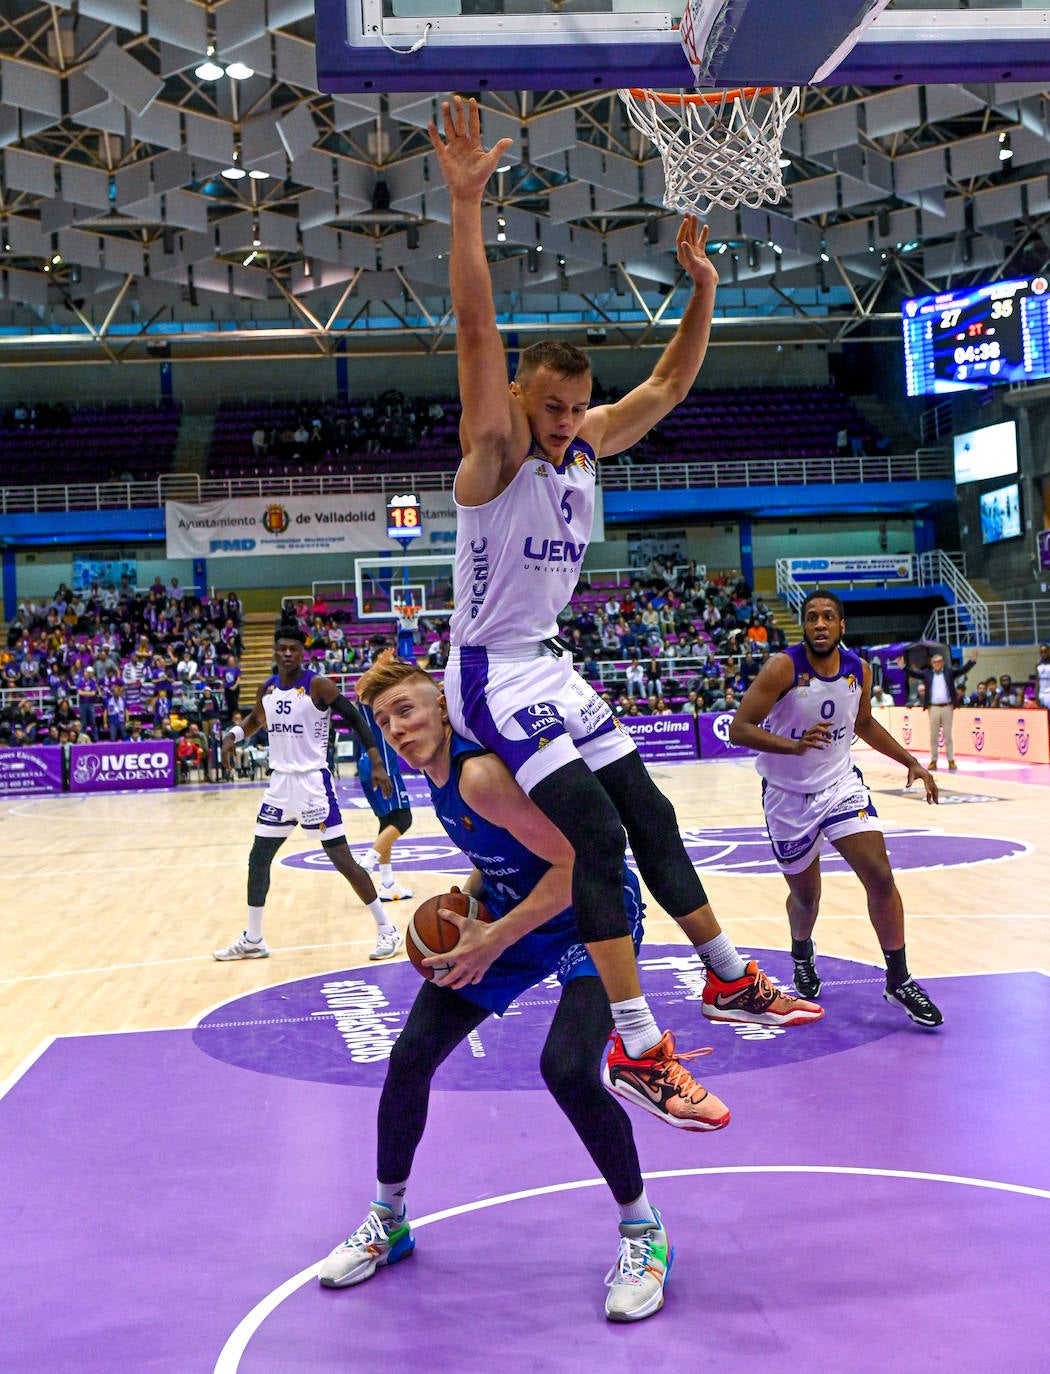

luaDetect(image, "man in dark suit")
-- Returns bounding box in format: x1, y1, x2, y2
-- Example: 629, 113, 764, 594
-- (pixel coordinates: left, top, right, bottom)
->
902, 649, 978, 771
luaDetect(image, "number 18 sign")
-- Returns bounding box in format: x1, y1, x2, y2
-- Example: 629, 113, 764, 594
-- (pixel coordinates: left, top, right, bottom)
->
387, 492, 423, 547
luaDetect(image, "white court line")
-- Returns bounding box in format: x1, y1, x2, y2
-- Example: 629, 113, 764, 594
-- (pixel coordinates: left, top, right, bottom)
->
212, 1163, 1050, 1374
0, 1036, 55, 1102
2, 925, 1045, 990
0, 940, 381, 987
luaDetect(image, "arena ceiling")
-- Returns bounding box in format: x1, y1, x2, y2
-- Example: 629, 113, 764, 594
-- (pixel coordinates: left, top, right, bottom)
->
0, 1, 1048, 363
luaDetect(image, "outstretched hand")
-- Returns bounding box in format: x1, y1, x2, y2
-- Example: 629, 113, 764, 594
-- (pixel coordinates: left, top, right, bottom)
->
676, 215, 719, 292
427, 95, 514, 201
906, 760, 939, 803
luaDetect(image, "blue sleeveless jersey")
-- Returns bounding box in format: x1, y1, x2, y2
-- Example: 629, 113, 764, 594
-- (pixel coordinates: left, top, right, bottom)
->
427, 731, 643, 1013
355, 700, 411, 814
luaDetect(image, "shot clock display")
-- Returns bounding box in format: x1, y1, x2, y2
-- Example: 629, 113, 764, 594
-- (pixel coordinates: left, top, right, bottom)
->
387, 492, 423, 544
902, 275, 1050, 396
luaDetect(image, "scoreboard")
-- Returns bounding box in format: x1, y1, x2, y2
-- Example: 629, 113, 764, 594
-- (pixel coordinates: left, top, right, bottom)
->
902, 275, 1050, 396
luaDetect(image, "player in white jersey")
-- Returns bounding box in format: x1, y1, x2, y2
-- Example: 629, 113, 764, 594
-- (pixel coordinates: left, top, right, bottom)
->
1031, 643, 1050, 709
212, 618, 405, 963
730, 591, 944, 1029
427, 96, 820, 1129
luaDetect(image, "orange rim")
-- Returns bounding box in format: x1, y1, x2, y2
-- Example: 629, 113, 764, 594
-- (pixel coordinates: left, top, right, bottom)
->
624, 87, 775, 106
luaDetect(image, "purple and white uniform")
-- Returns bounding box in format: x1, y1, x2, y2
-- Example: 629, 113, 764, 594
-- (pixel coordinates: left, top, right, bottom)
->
253, 669, 343, 839
758, 643, 882, 874
445, 439, 634, 793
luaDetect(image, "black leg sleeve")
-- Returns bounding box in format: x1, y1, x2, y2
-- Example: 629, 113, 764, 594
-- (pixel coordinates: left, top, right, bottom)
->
594, 751, 709, 919
530, 759, 631, 943
539, 978, 644, 1206
377, 981, 489, 1183
246, 834, 286, 907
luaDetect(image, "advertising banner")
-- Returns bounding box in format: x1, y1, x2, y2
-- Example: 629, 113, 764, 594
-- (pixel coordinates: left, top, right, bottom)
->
618, 714, 698, 762
853, 706, 1049, 765
787, 555, 914, 583
69, 740, 176, 792
696, 712, 755, 759
0, 747, 64, 796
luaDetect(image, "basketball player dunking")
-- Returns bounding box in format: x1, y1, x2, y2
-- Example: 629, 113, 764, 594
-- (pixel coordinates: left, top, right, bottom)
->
426, 95, 821, 1127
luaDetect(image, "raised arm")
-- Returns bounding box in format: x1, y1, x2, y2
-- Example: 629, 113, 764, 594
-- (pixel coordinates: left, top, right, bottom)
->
583, 217, 719, 460
427, 96, 525, 504
425, 751, 575, 989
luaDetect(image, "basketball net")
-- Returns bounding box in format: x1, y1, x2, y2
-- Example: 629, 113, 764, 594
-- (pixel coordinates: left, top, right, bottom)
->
618, 85, 801, 215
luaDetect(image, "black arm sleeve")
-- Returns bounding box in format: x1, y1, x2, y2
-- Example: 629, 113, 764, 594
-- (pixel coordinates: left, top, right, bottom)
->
329, 694, 378, 752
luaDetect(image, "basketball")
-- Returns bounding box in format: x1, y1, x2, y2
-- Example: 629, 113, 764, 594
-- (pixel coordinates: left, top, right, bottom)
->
406, 890, 493, 980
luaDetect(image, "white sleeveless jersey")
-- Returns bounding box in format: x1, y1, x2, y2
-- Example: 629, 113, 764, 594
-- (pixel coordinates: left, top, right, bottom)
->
450, 439, 596, 648
756, 643, 867, 793
1037, 660, 1050, 703
261, 669, 330, 774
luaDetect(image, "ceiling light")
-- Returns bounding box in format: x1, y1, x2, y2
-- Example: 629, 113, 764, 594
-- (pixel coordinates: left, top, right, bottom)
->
195, 47, 224, 81
243, 250, 257, 266
496, 164, 511, 174
225, 61, 254, 80
820, 251, 830, 262
222, 165, 246, 180
778, 156, 791, 169
248, 169, 270, 181
999, 133, 1013, 161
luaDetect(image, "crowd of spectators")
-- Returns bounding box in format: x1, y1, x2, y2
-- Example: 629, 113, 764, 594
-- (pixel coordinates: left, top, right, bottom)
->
554, 561, 787, 717
1, 578, 245, 779
248, 390, 449, 464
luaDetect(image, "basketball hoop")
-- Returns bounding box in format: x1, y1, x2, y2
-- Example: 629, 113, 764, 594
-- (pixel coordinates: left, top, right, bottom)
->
617, 86, 801, 215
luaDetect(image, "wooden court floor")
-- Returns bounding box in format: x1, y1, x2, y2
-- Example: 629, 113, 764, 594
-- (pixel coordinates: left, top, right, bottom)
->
1, 751, 1047, 1086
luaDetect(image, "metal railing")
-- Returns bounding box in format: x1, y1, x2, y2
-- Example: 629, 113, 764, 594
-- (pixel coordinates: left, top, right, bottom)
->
917, 549, 989, 643
927, 600, 1050, 647
0, 449, 953, 516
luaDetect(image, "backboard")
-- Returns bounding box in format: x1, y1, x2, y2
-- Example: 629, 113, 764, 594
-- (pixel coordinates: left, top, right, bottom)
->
316, 0, 1050, 95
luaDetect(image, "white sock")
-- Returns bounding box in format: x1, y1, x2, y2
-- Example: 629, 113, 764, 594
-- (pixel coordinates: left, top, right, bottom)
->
380, 863, 393, 885
376, 1180, 408, 1217
695, 931, 747, 981
246, 906, 265, 942
367, 898, 387, 930
364, 847, 381, 870
611, 997, 662, 1058
618, 1188, 655, 1226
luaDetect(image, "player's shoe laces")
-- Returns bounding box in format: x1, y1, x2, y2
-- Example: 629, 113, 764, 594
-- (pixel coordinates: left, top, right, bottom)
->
702, 959, 824, 1026
884, 978, 943, 1028
603, 1031, 730, 1132
379, 881, 414, 902
792, 948, 822, 1000
212, 933, 270, 961
319, 1204, 415, 1288
369, 927, 403, 961
605, 1211, 673, 1323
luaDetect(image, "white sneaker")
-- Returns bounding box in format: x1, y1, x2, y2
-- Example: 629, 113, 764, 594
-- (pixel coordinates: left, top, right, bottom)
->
378, 881, 414, 902
319, 1204, 415, 1288
370, 927, 403, 961
357, 848, 381, 874
212, 933, 270, 961
605, 1212, 673, 1322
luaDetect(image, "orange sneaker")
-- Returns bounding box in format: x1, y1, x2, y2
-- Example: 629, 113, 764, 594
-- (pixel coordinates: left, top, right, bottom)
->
602, 1031, 730, 1132
702, 959, 824, 1026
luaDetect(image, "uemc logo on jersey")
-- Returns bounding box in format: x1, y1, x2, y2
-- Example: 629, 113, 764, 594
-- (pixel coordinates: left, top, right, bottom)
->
522, 537, 586, 564
674, 825, 1026, 875
513, 700, 562, 737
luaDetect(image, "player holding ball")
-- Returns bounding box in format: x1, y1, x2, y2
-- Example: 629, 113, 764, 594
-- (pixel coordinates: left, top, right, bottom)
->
317, 657, 730, 1322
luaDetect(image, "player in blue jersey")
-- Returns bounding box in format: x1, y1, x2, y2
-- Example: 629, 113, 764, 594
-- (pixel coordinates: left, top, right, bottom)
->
730, 590, 944, 1028
214, 617, 404, 963
352, 647, 415, 904
318, 657, 731, 1322
427, 96, 820, 1126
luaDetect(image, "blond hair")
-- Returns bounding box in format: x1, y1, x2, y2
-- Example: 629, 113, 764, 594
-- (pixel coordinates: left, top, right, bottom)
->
355, 656, 438, 707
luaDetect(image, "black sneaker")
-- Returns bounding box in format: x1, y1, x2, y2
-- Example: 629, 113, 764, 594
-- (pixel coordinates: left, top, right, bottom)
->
883, 978, 943, 1028
792, 949, 822, 999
